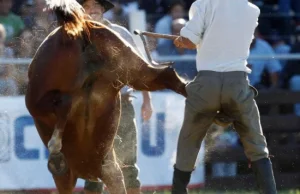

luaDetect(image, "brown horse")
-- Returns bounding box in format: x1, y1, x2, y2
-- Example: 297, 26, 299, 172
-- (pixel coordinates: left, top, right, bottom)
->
25, 0, 187, 193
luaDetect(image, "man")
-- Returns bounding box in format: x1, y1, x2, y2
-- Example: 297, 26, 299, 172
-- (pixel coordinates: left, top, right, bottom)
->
80, 0, 153, 194
0, 0, 24, 44
282, 27, 300, 116
0, 23, 19, 96
172, 0, 277, 194
247, 30, 282, 90
19, 0, 56, 58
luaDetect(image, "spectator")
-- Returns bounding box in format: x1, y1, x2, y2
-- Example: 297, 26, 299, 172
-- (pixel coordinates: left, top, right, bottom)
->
16, 0, 56, 94
282, 27, 300, 86
269, 0, 300, 44
154, 0, 185, 47
247, 31, 282, 90
18, 0, 56, 58
156, 18, 197, 80
138, 0, 169, 24
250, 0, 275, 41
0, 64, 19, 96
0, 24, 19, 96
0, 24, 14, 58
278, 0, 300, 27
20, 0, 36, 29
0, 0, 25, 45
116, 0, 139, 16
269, 30, 291, 68
281, 27, 300, 116
104, 1, 129, 28
11, 0, 27, 15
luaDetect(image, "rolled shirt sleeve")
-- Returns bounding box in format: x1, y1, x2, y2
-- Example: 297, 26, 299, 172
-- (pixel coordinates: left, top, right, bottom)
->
180, 0, 207, 45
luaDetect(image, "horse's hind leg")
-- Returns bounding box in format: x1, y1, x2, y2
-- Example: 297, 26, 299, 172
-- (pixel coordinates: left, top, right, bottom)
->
152, 66, 187, 97
100, 148, 127, 194
33, 117, 68, 176
132, 66, 187, 97
47, 93, 72, 176
53, 169, 77, 194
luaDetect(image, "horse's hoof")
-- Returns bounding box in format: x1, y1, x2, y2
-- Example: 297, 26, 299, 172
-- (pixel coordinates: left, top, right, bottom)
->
47, 152, 68, 176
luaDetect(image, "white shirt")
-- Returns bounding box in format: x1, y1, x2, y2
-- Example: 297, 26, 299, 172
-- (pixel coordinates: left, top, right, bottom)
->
180, 0, 260, 73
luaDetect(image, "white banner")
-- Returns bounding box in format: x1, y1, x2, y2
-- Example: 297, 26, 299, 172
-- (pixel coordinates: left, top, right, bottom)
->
0, 92, 204, 191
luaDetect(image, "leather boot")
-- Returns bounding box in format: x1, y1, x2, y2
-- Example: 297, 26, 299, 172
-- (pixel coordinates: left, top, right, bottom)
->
251, 158, 277, 194
171, 167, 192, 194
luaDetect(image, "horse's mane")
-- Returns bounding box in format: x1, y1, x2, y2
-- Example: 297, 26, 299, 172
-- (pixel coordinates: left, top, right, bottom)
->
46, 0, 94, 39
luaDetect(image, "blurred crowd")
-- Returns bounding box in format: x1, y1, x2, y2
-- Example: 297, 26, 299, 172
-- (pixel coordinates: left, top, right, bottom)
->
1, 0, 300, 97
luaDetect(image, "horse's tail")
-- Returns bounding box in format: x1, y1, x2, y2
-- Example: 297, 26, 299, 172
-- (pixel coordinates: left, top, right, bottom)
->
46, 0, 89, 38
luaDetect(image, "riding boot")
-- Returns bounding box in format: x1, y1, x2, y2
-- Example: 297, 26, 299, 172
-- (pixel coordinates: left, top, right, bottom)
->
171, 166, 192, 194
251, 158, 277, 194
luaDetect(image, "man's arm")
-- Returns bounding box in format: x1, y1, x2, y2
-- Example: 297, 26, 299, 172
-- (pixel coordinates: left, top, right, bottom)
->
141, 91, 153, 121
173, 1, 207, 49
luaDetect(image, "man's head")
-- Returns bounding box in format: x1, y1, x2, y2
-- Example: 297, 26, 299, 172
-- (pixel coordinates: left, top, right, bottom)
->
81, 0, 114, 21
168, 0, 185, 20
0, 0, 13, 16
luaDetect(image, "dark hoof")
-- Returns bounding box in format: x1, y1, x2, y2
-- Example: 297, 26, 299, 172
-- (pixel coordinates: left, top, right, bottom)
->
48, 152, 68, 176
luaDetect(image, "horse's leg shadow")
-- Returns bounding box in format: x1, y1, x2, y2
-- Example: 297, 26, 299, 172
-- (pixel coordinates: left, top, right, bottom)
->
100, 148, 127, 194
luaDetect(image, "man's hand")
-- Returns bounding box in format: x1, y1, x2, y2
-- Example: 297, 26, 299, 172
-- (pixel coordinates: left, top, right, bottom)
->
141, 91, 153, 121
141, 100, 153, 121
174, 36, 197, 50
